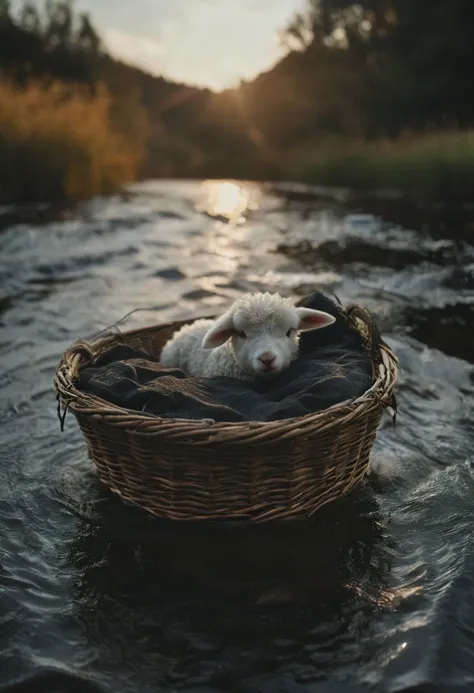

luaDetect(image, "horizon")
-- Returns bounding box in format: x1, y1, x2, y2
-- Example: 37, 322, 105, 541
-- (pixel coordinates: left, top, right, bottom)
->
12, 0, 308, 90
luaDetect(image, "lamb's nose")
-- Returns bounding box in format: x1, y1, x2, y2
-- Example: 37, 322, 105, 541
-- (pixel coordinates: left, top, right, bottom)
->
259, 352, 276, 365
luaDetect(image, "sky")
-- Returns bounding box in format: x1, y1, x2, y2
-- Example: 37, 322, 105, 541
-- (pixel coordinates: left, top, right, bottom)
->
69, 0, 307, 90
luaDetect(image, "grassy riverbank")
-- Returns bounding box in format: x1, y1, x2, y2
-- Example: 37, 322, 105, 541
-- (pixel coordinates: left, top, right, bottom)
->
2, 78, 473, 204
0, 80, 143, 204
295, 131, 474, 199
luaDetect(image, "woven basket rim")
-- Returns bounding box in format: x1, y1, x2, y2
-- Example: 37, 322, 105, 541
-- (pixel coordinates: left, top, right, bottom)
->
54, 305, 399, 520
55, 311, 398, 442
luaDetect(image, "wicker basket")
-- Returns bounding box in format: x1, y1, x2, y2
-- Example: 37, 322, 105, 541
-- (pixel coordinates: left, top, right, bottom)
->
55, 305, 398, 522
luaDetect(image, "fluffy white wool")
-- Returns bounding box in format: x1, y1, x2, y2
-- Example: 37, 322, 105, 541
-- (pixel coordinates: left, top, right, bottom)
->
160, 292, 335, 380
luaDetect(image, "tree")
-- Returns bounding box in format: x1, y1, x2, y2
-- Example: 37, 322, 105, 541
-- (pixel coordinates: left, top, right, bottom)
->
44, 0, 73, 49
19, 2, 41, 34
0, 0, 10, 19
283, 0, 474, 134
76, 12, 101, 55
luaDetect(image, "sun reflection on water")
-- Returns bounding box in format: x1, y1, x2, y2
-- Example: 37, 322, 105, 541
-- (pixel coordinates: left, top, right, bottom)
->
194, 180, 264, 275
198, 180, 257, 222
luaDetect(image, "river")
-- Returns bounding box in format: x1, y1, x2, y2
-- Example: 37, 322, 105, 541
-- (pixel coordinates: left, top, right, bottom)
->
1, 179, 473, 693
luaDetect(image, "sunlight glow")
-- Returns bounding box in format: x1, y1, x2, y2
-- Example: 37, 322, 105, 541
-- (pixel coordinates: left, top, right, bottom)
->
72, 0, 308, 90
199, 181, 251, 222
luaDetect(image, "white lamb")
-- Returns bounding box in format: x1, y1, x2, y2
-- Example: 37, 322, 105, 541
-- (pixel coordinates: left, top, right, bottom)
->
160, 292, 336, 380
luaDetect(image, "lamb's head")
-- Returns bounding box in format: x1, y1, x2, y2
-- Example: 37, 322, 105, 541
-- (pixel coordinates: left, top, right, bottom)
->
202, 292, 336, 378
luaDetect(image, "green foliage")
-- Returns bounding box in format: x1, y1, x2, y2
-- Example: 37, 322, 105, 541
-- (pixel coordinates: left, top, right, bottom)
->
298, 132, 474, 197
287, 0, 474, 134
0, 1, 101, 84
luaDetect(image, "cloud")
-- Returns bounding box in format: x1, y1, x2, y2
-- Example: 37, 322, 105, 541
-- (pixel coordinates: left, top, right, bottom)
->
75, 0, 308, 89
102, 27, 166, 74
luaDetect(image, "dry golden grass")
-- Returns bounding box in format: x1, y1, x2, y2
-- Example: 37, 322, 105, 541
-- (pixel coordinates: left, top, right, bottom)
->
0, 80, 143, 203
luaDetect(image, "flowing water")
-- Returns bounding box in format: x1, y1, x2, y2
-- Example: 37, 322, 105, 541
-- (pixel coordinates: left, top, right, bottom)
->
1, 179, 473, 693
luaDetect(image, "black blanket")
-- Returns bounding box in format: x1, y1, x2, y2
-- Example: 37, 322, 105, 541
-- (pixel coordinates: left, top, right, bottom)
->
77, 293, 373, 423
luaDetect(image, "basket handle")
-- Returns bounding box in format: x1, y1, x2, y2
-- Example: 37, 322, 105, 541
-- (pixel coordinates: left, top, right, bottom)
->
54, 340, 94, 400
346, 305, 385, 363
347, 305, 398, 421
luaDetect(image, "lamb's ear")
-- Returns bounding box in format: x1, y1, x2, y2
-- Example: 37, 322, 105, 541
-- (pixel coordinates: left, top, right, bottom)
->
202, 311, 236, 349
295, 308, 336, 332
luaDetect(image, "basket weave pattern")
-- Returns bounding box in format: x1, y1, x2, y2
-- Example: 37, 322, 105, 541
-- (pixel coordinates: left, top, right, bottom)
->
55, 307, 398, 521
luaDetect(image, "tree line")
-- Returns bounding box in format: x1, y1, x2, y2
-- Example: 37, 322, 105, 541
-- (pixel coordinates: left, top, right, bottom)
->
1, 0, 474, 184
280, 0, 474, 137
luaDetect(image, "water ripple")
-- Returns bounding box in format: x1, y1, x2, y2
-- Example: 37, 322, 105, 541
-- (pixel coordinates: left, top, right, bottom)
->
0, 180, 473, 693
